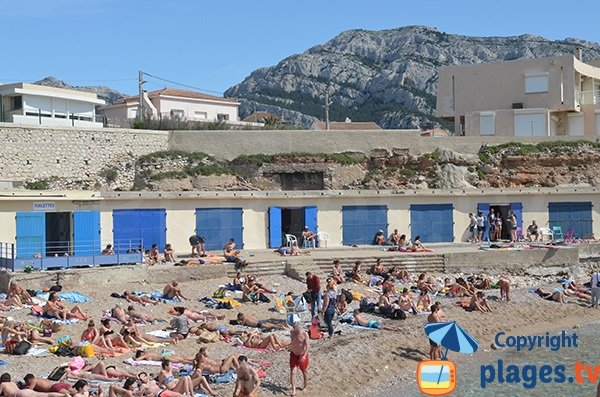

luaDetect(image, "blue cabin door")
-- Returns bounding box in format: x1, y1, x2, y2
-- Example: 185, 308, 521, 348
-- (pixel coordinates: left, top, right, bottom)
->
195, 208, 244, 251
269, 207, 282, 248
16, 212, 46, 259
73, 211, 101, 256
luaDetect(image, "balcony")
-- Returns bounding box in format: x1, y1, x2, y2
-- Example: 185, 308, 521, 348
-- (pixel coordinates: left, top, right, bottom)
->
577, 90, 600, 105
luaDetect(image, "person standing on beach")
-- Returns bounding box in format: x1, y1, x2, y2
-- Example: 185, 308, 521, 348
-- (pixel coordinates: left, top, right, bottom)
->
591, 269, 600, 308
305, 272, 321, 319
289, 322, 309, 396
427, 305, 442, 360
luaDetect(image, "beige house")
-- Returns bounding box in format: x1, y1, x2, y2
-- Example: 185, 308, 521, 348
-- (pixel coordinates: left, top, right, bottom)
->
101, 88, 240, 125
437, 53, 600, 137
0, 83, 105, 128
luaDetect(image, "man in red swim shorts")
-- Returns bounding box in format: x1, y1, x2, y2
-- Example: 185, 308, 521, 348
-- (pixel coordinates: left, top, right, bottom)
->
289, 322, 309, 396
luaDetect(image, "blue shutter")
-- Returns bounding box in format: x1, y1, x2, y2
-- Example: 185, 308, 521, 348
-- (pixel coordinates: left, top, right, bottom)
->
410, 204, 454, 243
510, 202, 523, 230
113, 209, 166, 252
304, 206, 318, 234
549, 202, 592, 239
477, 203, 490, 241
16, 212, 46, 259
269, 207, 282, 248
342, 205, 387, 245
73, 211, 101, 256
196, 208, 244, 251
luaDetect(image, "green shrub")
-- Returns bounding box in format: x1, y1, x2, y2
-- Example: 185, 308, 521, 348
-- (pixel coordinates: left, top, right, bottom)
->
25, 180, 50, 190
148, 171, 189, 181
99, 167, 118, 183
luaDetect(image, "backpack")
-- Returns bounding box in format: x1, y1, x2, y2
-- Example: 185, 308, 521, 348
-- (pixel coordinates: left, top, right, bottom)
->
213, 287, 226, 299
258, 293, 271, 303
341, 289, 353, 303
47, 366, 67, 381
12, 340, 31, 355
391, 309, 407, 320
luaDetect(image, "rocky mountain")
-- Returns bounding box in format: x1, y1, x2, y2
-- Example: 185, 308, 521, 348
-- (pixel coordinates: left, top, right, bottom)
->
34, 76, 124, 104
225, 26, 600, 130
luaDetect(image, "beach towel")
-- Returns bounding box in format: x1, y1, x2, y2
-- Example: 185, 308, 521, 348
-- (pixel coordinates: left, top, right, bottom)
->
58, 291, 91, 303
26, 347, 49, 357
123, 357, 185, 369
347, 324, 380, 331
215, 297, 241, 308
146, 330, 173, 339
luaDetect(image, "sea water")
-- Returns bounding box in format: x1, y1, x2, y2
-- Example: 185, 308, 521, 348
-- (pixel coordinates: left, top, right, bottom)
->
375, 323, 600, 397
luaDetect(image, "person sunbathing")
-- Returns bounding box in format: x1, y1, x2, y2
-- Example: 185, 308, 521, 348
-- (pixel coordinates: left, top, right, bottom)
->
432, 301, 448, 321
336, 293, 349, 316
469, 291, 492, 313
0, 373, 69, 397
240, 330, 290, 350
163, 244, 176, 263
134, 349, 193, 365
455, 278, 475, 296
389, 268, 410, 283
79, 320, 98, 344
119, 319, 155, 346
381, 275, 396, 295
169, 307, 225, 322
8, 282, 34, 305
23, 374, 75, 395
123, 292, 159, 306
416, 289, 432, 311
126, 306, 160, 323
332, 260, 346, 284
417, 273, 437, 294
470, 275, 493, 290
353, 309, 401, 331
43, 292, 91, 320
242, 278, 261, 302
69, 362, 136, 381
377, 291, 394, 316
351, 261, 365, 283
156, 360, 194, 396
107, 378, 139, 397
96, 319, 129, 351
195, 322, 245, 339
111, 305, 130, 324
398, 288, 418, 315
236, 313, 288, 330
411, 236, 427, 252
232, 272, 244, 291
163, 281, 189, 301
371, 259, 386, 276
535, 288, 565, 303
193, 347, 240, 374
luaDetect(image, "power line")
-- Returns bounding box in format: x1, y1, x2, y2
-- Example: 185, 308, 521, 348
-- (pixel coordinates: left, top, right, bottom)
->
142, 72, 225, 95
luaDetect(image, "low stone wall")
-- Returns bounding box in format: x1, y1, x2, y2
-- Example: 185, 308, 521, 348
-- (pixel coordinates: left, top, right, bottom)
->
0, 124, 168, 189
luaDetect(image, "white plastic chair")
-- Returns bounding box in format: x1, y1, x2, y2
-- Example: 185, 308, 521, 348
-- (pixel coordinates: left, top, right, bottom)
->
539, 227, 553, 242
285, 234, 298, 248
317, 231, 330, 248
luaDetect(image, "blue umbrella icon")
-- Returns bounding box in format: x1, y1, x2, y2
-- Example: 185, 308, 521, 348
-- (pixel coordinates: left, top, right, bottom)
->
424, 322, 479, 385
425, 321, 479, 358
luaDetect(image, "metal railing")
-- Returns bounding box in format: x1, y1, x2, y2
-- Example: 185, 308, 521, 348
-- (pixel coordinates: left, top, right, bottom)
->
0, 239, 144, 271
579, 90, 600, 105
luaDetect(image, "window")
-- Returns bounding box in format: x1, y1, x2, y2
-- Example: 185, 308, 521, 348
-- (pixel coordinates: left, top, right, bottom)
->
217, 113, 229, 121
194, 111, 207, 120
170, 109, 184, 119
514, 111, 547, 136
480, 113, 495, 136
568, 114, 584, 136
596, 112, 600, 136
525, 73, 549, 94
11, 96, 22, 110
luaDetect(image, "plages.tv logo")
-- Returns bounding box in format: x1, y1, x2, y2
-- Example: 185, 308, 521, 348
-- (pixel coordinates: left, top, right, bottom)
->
417, 321, 479, 396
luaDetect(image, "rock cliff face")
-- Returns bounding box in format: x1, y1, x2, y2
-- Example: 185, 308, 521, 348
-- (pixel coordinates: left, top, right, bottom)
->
225, 26, 600, 129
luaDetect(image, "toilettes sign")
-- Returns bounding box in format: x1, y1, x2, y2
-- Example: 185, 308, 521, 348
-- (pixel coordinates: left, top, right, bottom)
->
33, 202, 56, 211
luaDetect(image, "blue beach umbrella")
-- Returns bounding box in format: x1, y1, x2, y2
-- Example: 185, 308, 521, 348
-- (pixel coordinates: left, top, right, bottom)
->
425, 321, 479, 357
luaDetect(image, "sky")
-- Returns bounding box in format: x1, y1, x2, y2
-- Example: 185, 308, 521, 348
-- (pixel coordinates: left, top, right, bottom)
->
1, 0, 600, 96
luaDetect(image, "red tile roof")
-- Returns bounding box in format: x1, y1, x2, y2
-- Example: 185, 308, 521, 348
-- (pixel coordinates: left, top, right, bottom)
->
116, 87, 238, 104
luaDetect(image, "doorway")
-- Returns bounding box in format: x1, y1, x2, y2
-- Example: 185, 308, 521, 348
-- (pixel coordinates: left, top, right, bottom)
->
281, 208, 305, 242
45, 212, 71, 256
489, 205, 511, 241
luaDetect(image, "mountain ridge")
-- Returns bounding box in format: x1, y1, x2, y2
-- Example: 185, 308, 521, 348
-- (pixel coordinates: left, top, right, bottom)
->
225, 25, 600, 129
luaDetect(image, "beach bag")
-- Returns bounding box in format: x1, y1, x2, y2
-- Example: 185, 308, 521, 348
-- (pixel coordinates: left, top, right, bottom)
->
210, 370, 237, 384
30, 305, 43, 316
287, 313, 301, 327
308, 324, 323, 340
78, 342, 95, 357
341, 289, 353, 303
213, 287, 226, 299
12, 340, 32, 355
352, 291, 362, 301
198, 331, 219, 343
391, 309, 407, 320
258, 293, 271, 303
47, 366, 67, 381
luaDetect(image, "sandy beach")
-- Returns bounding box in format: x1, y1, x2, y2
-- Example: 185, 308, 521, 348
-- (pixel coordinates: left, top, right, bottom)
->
3, 263, 600, 397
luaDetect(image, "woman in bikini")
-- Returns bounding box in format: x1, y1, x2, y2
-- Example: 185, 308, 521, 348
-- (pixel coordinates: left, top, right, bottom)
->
193, 347, 240, 374
96, 319, 129, 351
417, 273, 437, 293
157, 360, 194, 396
80, 320, 98, 344
416, 289, 432, 311
331, 260, 346, 284
241, 330, 290, 350
123, 291, 159, 306
469, 291, 493, 312
535, 288, 566, 303
43, 292, 91, 320
350, 261, 365, 283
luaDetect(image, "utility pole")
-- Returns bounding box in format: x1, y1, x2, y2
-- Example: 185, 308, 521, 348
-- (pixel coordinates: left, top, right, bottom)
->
324, 87, 333, 130
138, 69, 145, 119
